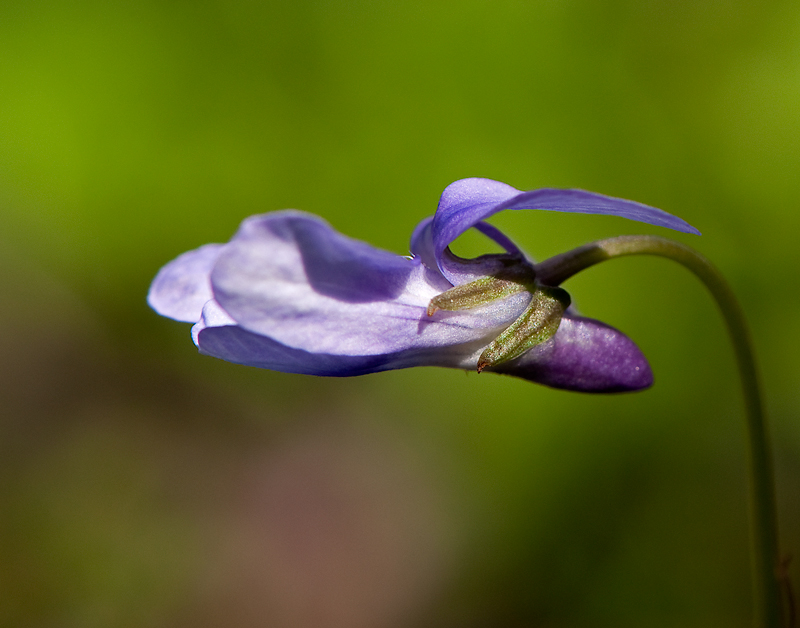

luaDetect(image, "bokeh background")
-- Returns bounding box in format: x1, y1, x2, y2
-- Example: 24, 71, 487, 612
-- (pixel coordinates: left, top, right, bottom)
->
2, 1, 799, 626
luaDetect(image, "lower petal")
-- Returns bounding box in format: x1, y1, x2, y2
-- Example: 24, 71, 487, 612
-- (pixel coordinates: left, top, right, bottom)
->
190, 299, 495, 376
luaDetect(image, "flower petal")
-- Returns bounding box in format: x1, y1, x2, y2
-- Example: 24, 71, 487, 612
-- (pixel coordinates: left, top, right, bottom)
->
210, 211, 528, 356
430, 177, 700, 275
411, 215, 529, 285
192, 300, 494, 376
490, 315, 653, 392
147, 243, 223, 323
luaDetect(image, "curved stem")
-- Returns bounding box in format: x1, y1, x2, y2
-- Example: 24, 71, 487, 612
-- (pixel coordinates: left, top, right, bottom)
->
536, 235, 784, 628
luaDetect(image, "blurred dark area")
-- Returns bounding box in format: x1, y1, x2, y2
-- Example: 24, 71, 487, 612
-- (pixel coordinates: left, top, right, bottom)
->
1, 1, 799, 626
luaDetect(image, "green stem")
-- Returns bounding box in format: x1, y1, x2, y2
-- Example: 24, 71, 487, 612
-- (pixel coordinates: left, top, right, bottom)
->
536, 235, 784, 628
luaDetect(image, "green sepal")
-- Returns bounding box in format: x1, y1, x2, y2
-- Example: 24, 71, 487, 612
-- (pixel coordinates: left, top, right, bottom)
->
427, 276, 530, 316
477, 286, 571, 372
426, 263, 537, 316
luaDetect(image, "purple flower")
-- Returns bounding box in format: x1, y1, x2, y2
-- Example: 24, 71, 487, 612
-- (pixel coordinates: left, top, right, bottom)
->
148, 178, 699, 392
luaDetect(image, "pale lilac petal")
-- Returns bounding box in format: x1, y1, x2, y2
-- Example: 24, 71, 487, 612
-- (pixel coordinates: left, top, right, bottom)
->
490, 315, 653, 392
409, 216, 438, 270
193, 300, 493, 375
194, 323, 487, 377
147, 243, 223, 322
210, 211, 528, 356
195, 323, 397, 375
190, 299, 235, 346
430, 177, 700, 272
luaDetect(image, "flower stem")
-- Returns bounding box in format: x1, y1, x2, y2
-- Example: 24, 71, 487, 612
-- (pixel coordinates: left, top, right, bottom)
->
536, 235, 784, 628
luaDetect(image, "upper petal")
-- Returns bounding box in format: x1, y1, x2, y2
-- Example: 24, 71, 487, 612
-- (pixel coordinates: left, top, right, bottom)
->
147, 243, 223, 323
411, 215, 529, 285
430, 177, 700, 273
210, 211, 528, 356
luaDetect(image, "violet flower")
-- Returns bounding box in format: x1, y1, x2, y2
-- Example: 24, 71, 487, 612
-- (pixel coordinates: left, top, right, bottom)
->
148, 178, 699, 392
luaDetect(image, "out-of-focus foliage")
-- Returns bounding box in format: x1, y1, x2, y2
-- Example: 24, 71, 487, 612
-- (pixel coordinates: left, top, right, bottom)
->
1, 1, 799, 626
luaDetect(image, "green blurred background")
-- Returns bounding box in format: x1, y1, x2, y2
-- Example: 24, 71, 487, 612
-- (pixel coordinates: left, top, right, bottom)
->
2, 0, 799, 626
